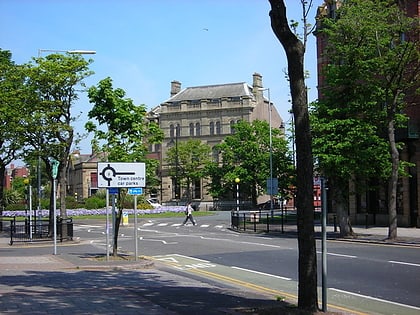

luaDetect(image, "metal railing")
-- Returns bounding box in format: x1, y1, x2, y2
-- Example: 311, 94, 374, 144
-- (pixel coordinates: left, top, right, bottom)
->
231, 209, 298, 233
9, 217, 73, 245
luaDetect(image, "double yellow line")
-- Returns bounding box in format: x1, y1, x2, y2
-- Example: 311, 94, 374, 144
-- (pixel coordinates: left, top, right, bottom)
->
155, 258, 368, 315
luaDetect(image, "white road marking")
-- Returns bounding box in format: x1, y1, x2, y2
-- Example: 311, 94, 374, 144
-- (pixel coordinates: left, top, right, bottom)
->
317, 251, 357, 258
157, 223, 168, 226
231, 266, 291, 281
215, 225, 223, 228
201, 224, 210, 227
330, 288, 420, 311
388, 260, 420, 267
171, 254, 210, 263
76, 224, 102, 229
154, 256, 179, 263
142, 223, 154, 226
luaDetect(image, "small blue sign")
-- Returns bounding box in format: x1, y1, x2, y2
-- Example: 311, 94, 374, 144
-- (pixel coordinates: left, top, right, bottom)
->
128, 187, 143, 195
108, 187, 119, 195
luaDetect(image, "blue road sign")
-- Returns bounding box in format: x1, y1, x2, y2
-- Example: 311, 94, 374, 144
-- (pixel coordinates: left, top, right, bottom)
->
108, 187, 119, 195
128, 187, 143, 195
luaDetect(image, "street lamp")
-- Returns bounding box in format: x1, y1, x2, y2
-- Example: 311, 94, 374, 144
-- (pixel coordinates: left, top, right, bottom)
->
39, 49, 96, 55
235, 177, 240, 211
169, 125, 180, 204
259, 87, 274, 213
37, 48, 96, 253
175, 125, 179, 203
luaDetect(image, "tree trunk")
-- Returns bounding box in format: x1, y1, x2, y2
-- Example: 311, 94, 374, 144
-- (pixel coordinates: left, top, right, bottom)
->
330, 179, 354, 237
269, 0, 318, 311
387, 118, 399, 239
113, 208, 122, 257
59, 163, 67, 219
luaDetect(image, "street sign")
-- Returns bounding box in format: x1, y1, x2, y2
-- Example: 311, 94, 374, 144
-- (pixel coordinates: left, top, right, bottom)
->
128, 187, 143, 195
108, 187, 119, 195
98, 162, 146, 188
266, 178, 278, 195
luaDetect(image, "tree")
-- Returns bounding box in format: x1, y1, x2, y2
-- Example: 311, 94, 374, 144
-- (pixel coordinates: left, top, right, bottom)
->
312, 109, 389, 236
165, 139, 212, 201
0, 49, 28, 230
22, 53, 93, 231
86, 77, 163, 256
315, 0, 419, 239
269, 0, 318, 311
205, 120, 292, 206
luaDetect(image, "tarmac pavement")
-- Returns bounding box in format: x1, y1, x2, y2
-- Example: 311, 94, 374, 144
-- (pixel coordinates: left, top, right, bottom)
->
1, 223, 419, 315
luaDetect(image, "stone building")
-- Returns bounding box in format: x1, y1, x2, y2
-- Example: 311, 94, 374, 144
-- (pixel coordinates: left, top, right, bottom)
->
151, 73, 283, 208
67, 151, 101, 200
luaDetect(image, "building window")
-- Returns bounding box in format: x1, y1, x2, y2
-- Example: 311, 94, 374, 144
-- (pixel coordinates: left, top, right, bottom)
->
216, 121, 221, 135
170, 124, 174, 138
189, 123, 194, 136
212, 148, 219, 163
195, 122, 201, 136
230, 120, 235, 134
210, 122, 214, 135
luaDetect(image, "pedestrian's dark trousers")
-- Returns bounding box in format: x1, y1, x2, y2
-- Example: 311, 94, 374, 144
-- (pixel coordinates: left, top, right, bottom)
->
183, 214, 195, 225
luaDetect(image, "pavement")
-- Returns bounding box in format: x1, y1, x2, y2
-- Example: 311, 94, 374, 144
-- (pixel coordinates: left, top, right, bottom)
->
0, 223, 419, 315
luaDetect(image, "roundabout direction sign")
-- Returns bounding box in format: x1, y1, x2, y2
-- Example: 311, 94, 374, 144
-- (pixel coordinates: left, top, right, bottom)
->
97, 162, 146, 188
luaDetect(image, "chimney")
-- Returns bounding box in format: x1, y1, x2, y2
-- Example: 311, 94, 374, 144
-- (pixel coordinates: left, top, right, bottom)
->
171, 80, 181, 97
252, 73, 263, 99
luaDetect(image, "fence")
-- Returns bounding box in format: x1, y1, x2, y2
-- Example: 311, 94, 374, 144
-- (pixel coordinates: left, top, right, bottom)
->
231, 209, 299, 234
9, 217, 73, 245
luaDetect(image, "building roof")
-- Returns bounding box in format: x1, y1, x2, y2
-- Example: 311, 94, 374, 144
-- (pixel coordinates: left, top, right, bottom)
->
164, 82, 254, 103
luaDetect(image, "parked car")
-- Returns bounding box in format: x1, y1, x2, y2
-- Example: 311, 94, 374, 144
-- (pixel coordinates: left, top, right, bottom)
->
257, 198, 281, 210
146, 198, 161, 208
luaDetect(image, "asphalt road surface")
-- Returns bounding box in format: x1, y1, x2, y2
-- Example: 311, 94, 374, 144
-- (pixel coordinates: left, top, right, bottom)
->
73, 212, 420, 315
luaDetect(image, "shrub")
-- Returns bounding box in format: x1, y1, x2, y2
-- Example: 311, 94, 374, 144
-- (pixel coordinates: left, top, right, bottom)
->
85, 196, 106, 209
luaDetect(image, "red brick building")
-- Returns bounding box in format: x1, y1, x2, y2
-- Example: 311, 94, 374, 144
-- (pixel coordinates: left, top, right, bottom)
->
315, 0, 419, 227
3, 164, 30, 190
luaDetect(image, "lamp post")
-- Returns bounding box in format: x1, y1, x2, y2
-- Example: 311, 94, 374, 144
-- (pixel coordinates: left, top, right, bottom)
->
259, 87, 274, 213
169, 125, 180, 204
175, 125, 179, 204
235, 178, 240, 211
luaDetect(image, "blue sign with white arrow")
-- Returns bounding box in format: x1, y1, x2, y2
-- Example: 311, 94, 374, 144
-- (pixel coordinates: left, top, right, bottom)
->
128, 187, 143, 195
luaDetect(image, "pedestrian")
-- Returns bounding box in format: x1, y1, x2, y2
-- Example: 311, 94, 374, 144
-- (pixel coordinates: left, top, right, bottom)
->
183, 202, 196, 226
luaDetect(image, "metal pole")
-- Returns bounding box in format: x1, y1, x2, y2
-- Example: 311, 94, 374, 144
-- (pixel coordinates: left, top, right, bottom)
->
281, 197, 284, 234
106, 189, 109, 261
134, 195, 138, 261
268, 89, 273, 215
29, 185, 32, 241
111, 194, 116, 253
321, 177, 328, 312
175, 125, 179, 205
236, 183, 239, 211
53, 179, 57, 255
37, 155, 41, 224
235, 178, 240, 211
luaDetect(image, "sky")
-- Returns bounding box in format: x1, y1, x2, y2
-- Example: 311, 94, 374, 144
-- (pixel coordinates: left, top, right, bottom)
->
1, 0, 324, 154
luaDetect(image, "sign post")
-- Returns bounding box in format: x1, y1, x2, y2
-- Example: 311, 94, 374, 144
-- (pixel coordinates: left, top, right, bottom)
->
128, 187, 143, 261
51, 159, 59, 255
97, 163, 146, 259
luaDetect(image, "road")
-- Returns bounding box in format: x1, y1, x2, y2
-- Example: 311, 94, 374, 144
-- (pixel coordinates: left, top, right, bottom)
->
74, 211, 420, 314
